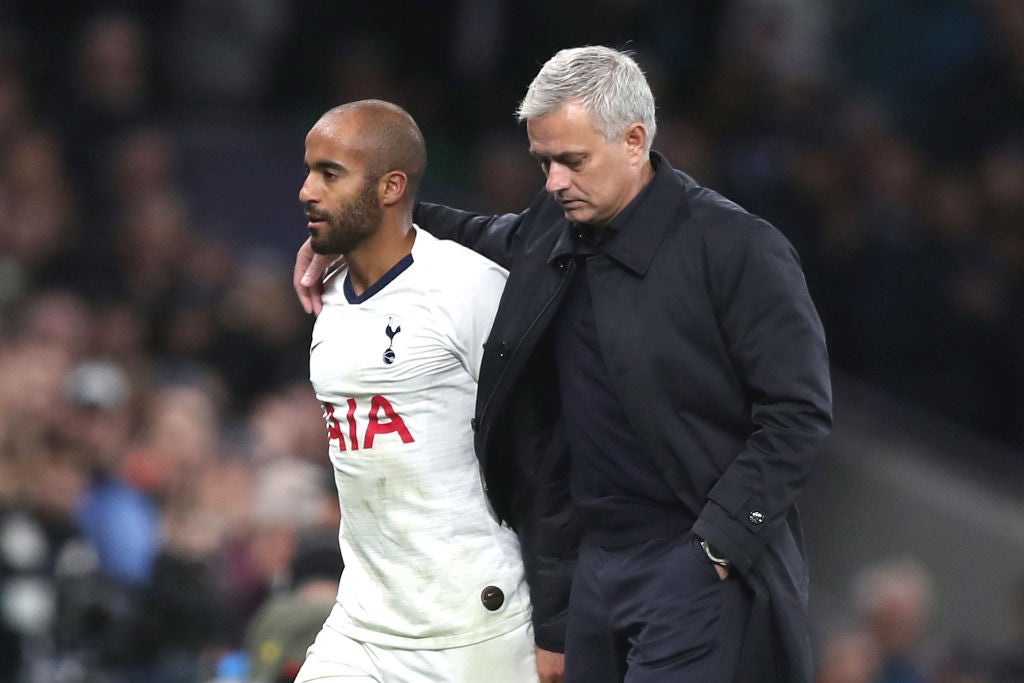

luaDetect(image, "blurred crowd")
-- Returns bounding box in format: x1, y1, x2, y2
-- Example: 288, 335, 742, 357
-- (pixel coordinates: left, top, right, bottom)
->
0, 0, 1022, 681
816, 559, 1024, 683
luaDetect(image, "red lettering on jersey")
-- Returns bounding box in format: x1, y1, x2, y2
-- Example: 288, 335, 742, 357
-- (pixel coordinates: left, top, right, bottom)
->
364, 395, 415, 447
344, 397, 359, 451
323, 403, 346, 451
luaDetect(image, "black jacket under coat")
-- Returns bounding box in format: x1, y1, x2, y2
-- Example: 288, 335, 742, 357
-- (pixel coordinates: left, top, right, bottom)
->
416, 153, 833, 682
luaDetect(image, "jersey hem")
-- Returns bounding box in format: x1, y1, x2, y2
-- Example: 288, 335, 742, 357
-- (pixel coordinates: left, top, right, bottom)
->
327, 607, 532, 651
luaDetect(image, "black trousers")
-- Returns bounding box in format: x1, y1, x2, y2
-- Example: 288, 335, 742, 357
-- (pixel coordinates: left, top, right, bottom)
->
564, 530, 752, 683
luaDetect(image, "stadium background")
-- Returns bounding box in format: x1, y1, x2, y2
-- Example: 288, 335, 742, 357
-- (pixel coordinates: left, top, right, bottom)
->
0, 1, 1022, 681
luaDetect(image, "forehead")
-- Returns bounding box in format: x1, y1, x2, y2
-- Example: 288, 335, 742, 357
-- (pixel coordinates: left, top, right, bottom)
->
526, 101, 605, 155
304, 112, 366, 160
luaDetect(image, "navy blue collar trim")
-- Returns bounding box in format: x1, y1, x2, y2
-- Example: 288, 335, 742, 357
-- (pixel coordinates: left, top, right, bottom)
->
344, 253, 414, 304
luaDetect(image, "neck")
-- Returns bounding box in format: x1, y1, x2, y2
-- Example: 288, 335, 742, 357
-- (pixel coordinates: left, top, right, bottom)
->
633, 159, 656, 198
596, 160, 655, 227
345, 216, 416, 296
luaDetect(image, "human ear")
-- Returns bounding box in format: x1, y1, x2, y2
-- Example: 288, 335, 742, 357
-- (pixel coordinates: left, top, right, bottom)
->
623, 123, 648, 162
379, 171, 408, 206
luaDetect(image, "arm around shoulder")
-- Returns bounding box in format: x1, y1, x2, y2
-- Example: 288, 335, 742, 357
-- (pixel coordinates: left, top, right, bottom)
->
415, 193, 545, 270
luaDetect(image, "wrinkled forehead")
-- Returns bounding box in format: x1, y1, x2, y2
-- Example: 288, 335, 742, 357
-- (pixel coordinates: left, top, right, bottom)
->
526, 102, 607, 154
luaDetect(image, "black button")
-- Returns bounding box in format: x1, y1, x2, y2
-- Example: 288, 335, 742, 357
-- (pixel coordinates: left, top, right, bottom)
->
481, 585, 504, 611
497, 342, 510, 359
470, 418, 478, 432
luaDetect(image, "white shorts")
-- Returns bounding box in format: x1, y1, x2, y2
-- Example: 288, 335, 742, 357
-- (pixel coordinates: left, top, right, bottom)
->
294, 620, 538, 683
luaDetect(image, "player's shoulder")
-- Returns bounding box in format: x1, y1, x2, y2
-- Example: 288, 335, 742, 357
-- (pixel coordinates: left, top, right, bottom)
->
412, 226, 508, 283
320, 262, 349, 303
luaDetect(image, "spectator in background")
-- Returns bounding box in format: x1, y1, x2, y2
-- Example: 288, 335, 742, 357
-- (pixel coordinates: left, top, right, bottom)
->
244, 528, 343, 683
833, 0, 1009, 162
244, 382, 333, 468
113, 190, 196, 311
0, 56, 30, 148
86, 125, 183, 289
0, 429, 99, 682
102, 126, 179, 208
210, 250, 311, 416
162, 0, 291, 109
0, 127, 79, 286
464, 130, 542, 215
120, 397, 335, 682
220, 456, 330, 644
816, 630, 881, 683
54, 11, 160, 249
59, 11, 155, 172
854, 558, 935, 683
121, 382, 222, 505
66, 359, 159, 586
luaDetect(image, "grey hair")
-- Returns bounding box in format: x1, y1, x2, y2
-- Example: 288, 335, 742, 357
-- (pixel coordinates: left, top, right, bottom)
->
516, 46, 657, 153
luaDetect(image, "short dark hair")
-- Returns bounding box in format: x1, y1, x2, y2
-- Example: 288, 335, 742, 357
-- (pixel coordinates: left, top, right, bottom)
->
326, 99, 427, 202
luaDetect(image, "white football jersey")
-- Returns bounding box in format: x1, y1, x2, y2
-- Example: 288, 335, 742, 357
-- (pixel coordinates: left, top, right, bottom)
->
309, 226, 529, 650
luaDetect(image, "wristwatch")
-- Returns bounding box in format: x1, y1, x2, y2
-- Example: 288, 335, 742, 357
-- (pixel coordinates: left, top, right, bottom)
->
699, 539, 731, 568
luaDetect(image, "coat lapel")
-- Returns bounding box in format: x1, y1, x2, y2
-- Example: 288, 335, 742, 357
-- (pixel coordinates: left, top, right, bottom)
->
603, 152, 691, 276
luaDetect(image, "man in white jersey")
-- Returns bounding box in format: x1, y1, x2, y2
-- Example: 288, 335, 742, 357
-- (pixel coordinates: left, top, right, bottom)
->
295, 100, 537, 682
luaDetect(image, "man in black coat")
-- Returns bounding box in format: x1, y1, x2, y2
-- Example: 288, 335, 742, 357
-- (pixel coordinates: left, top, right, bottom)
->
295, 45, 832, 683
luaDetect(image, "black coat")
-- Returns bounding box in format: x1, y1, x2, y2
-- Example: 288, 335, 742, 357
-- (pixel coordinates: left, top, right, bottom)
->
416, 153, 833, 681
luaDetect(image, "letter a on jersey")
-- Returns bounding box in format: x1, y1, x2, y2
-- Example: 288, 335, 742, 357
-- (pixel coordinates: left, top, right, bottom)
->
323, 396, 413, 451
364, 395, 414, 447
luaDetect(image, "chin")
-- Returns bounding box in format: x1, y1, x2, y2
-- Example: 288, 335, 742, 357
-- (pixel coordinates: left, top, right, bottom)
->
309, 238, 336, 255
564, 208, 596, 225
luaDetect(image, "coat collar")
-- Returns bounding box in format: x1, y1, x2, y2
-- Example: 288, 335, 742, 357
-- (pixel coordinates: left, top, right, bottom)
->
546, 152, 690, 276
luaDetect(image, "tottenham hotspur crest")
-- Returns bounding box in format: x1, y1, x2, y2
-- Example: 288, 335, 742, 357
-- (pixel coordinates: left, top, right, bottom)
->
383, 317, 401, 364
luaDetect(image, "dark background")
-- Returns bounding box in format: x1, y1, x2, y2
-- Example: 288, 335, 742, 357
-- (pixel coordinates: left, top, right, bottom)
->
0, 1, 1022, 682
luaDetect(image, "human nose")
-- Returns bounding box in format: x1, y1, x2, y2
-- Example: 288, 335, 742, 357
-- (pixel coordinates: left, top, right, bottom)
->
545, 162, 571, 194
299, 175, 317, 204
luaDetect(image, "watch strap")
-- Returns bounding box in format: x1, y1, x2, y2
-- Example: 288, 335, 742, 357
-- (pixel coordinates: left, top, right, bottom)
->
700, 539, 731, 567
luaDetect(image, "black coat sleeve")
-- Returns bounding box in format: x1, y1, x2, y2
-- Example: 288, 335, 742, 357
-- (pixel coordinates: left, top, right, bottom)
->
514, 417, 581, 653
692, 220, 833, 574
413, 202, 526, 270
517, 483, 579, 652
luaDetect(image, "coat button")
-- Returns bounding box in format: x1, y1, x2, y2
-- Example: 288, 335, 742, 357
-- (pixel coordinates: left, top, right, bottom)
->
481, 585, 504, 611
748, 511, 765, 525
497, 342, 510, 359
470, 418, 478, 432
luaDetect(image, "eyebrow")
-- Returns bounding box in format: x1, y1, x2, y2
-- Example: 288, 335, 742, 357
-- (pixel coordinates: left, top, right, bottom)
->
307, 159, 346, 172
529, 150, 586, 163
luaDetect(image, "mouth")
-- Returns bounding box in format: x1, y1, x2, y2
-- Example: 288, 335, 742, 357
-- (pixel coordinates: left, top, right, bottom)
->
306, 213, 328, 230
